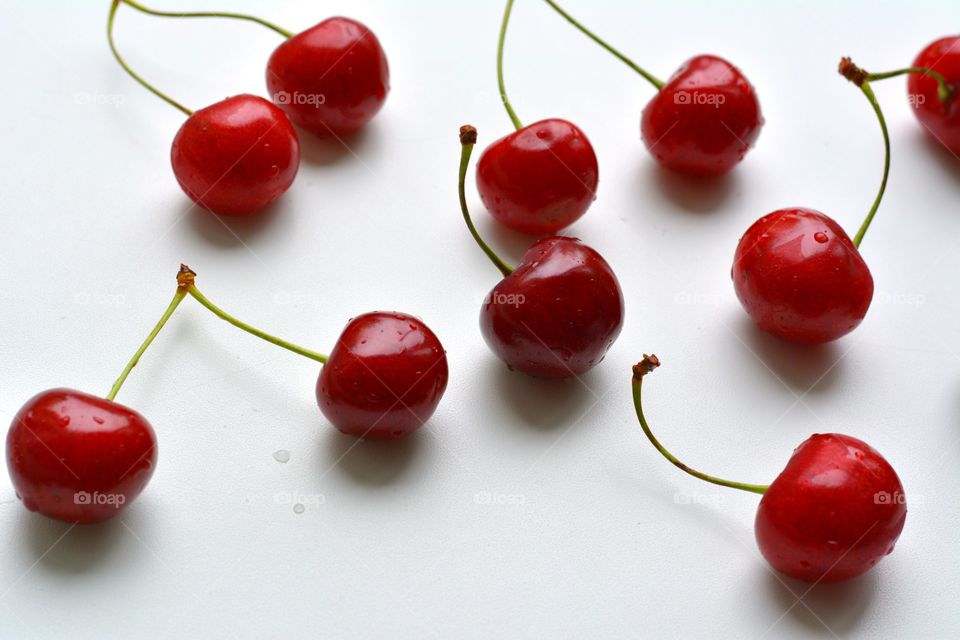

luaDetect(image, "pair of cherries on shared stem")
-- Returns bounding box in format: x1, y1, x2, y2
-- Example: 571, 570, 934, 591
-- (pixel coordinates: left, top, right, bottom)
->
460, 126, 624, 378
7, 266, 448, 524
476, 0, 763, 235
733, 56, 956, 345
632, 355, 906, 583
108, 0, 389, 216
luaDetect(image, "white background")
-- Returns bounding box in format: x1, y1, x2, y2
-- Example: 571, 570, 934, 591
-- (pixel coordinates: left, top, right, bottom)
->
1, 1, 958, 638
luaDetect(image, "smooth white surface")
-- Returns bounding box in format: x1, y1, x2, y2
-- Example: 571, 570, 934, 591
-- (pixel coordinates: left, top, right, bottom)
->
1, 1, 959, 638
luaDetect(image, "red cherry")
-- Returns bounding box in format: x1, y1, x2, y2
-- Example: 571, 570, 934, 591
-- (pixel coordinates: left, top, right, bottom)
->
732, 208, 874, 344
476, 119, 599, 235
266, 17, 390, 137
316, 313, 448, 439
7, 389, 157, 524
641, 55, 763, 177
170, 94, 300, 216
907, 36, 960, 154
632, 356, 905, 583
480, 237, 623, 377
756, 433, 906, 582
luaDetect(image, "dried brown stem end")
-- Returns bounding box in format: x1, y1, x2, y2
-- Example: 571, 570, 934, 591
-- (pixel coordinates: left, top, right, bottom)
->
177, 263, 197, 289
459, 125, 478, 146
632, 354, 661, 381
839, 57, 868, 86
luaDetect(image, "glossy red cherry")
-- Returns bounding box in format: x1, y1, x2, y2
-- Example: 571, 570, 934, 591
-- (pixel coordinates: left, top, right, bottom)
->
907, 36, 960, 154
266, 17, 389, 137
316, 312, 448, 439
732, 208, 874, 344
480, 237, 623, 377
170, 94, 300, 216
641, 55, 763, 177
476, 119, 599, 235
632, 356, 905, 583
7, 389, 157, 524
756, 433, 906, 582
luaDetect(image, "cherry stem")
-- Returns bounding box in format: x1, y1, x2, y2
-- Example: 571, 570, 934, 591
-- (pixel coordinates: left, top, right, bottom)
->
631, 355, 770, 496
839, 58, 890, 249
119, 0, 294, 39
497, 0, 523, 130
866, 66, 955, 103
107, 0, 193, 116
183, 273, 328, 365
106, 275, 191, 401
541, 0, 664, 90
458, 126, 515, 277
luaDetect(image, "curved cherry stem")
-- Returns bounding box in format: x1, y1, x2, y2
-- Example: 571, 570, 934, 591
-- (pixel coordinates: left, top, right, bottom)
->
107, 0, 193, 116
866, 66, 955, 103
458, 126, 515, 277
107, 275, 191, 401
839, 58, 890, 249
497, 0, 523, 130
184, 274, 328, 365
631, 355, 770, 496
119, 0, 294, 39
541, 0, 664, 90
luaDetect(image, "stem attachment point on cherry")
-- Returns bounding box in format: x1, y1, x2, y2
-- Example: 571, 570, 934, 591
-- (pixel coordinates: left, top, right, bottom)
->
632, 355, 769, 496
459, 126, 515, 277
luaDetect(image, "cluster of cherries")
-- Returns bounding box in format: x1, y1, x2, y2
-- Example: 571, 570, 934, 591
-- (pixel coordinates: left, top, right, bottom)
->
7, 0, 960, 588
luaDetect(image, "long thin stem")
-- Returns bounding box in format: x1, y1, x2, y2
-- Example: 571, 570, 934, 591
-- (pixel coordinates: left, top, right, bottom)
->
107, 288, 187, 401
542, 0, 664, 90
186, 286, 328, 364
631, 356, 770, 496
867, 66, 954, 103
459, 126, 515, 277
119, 0, 294, 38
107, 0, 193, 116
497, 0, 523, 130
850, 80, 889, 248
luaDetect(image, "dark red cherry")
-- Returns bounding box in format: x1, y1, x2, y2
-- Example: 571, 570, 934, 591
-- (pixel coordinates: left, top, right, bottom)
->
170, 94, 300, 216
480, 237, 624, 378
316, 312, 448, 439
732, 208, 874, 344
907, 35, 960, 154
6, 389, 157, 524
266, 17, 390, 137
641, 55, 763, 176
756, 433, 906, 582
476, 119, 599, 235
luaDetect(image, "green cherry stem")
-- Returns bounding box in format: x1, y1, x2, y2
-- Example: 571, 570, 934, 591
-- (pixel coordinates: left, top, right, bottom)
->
458, 126, 515, 277
866, 66, 955, 103
119, 0, 294, 39
106, 272, 191, 401
541, 0, 665, 90
631, 355, 770, 495
107, 0, 193, 116
181, 267, 328, 365
497, 0, 523, 130
839, 58, 891, 249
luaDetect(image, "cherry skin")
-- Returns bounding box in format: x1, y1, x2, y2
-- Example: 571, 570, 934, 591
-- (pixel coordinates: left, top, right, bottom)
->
476, 119, 599, 235
732, 208, 874, 344
316, 312, 448, 439
756, 433, 906, 582
480, 237, 624, 378
266, 17, 390, 137
6, 389, 157, 524
641, 55, 763, 177
907, 36, 960, 155
171, 94, 300, 216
